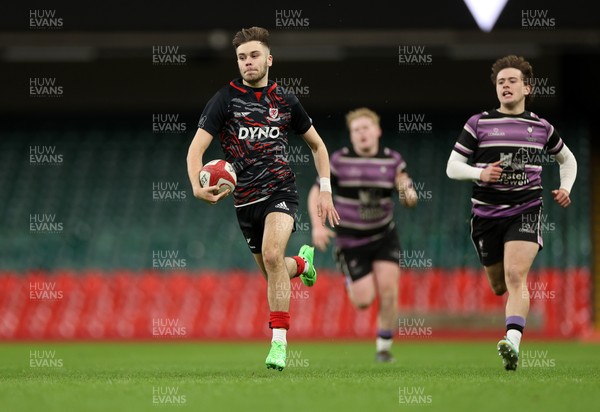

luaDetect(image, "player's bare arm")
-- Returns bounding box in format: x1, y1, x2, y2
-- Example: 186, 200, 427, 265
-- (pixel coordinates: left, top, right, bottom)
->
302, 126, 340, 228
396, 171, 417, 208
186, 128, 230, 204
307, 184, 335, 252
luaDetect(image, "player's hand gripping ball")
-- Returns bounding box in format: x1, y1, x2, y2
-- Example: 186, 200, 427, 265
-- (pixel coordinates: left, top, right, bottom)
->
199, 159, 237, 194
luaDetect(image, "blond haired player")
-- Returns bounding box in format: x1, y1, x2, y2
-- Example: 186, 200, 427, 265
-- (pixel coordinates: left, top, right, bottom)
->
308, 108, 417, 362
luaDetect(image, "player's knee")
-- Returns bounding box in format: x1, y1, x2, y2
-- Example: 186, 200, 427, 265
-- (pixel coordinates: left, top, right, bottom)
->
504, 266, 525, 288
349, 293, 375, 309
491, 283, 507, 296
377, 287, 397, 305
353, 301, 373, 310
262, 248, 284, 270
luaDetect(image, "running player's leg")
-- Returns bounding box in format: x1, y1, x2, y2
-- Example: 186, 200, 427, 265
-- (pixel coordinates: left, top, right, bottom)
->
486, 258, 520, 370
336, 245, 376, 308
253, 254, 268, 279
373, 262, 400, 329
262, 211, 294, 371
372, 260, 400, 362
497, 208, 542, 370
503, 240, 537, 344
497, 239, 538, 371
472, 212, 524, 370
472, 214, 505, 298
346, 274, 376, 309
253, 237, 314, 286
263, 212, 294, 311
253, 253, 314, 280
484, 262, 506, 295
253, 253, 299, 281
337, 245, 399, 361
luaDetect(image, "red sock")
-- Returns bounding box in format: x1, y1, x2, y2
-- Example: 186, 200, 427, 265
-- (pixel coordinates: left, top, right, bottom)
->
269, 311, 290, 330
292, 255, 305, 276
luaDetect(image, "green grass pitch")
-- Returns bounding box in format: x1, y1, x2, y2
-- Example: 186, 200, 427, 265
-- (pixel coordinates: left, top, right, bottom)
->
1, 341, 599, 412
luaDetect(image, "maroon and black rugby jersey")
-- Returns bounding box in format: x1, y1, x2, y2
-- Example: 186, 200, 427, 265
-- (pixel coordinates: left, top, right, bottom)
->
198, 78, 312, 207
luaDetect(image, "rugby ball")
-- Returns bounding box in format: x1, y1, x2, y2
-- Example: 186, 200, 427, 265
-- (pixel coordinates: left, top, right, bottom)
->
199, 159, 237, 194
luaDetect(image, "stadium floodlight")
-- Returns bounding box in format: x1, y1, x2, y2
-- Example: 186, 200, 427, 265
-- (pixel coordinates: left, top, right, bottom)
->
463, 0, 509, 32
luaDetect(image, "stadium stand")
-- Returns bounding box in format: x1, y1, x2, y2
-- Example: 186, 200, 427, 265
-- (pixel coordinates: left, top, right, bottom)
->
0, 115, 592, 339
0, 116, 590, 271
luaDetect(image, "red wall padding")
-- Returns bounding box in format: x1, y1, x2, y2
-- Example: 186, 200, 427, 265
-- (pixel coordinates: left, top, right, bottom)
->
0, 268, 592, 340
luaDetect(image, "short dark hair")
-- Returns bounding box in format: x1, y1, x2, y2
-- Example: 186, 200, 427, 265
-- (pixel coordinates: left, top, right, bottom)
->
491, 55, 534, 104
232, 26, 270, 50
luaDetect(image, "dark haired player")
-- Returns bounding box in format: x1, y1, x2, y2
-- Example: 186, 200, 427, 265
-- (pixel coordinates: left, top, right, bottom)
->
307, 108, 417, 363
187, 26, 339, 371
446, 55, 577, 370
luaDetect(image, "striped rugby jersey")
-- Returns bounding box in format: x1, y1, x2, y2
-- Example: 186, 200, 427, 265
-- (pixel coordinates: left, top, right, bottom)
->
330, 146, 406, 249
199, 78, 313, 207
453, 109, 564, 218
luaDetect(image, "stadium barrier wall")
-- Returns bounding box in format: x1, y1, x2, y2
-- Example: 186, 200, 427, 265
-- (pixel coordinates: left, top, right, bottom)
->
0, 268, 591, 340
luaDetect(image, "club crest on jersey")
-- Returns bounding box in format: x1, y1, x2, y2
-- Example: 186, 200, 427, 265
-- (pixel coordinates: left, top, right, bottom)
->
526, 125, 537, 142
268, 108, 279, 120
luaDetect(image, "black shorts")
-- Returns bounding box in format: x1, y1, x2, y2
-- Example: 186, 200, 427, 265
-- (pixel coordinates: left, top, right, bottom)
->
335, 228, 401, 283
235, 191, 299, 254
470, 207, 543, 266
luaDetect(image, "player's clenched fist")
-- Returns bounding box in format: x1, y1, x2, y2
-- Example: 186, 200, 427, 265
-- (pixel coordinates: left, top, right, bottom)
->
480, 160, 503, 183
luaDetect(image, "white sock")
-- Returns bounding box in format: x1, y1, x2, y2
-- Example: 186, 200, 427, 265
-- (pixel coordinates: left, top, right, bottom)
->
506, 329, 522, 351
272, 328, 287, 345
301, 258, 310, 275
376, 337, 392, 352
